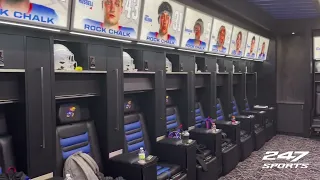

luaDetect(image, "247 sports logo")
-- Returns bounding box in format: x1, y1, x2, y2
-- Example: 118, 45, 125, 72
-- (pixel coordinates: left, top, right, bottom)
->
262, 151, 309, 169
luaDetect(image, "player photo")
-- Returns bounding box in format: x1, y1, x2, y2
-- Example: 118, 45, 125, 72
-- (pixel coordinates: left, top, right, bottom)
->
147, 2, 176, 44
181, 8, 212, 51
186, 19, 206, 49
210, 19, 232, 54
229, 26, 247, 57
257, 37, 269, 60
245, 32, 259, 59
0, 0, 69, 27
232, 32, 243, 56
314, 37, 320, 60
246, 36, 256, 58
212, 26, 226, 53
140, 0, 184, 46
74, 0, 141, 39
258, 42, 265, 59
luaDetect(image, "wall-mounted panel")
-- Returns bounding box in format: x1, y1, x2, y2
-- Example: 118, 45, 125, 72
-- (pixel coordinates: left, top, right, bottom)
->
180, 7, 212, 51
209, 18, 233, 55
72, 0, 142, 40
0, 0, 71, 29
139, 0, 185, 47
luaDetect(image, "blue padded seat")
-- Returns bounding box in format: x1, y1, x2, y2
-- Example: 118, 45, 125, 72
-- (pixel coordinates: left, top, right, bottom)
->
216, 99, 225, 121
216, 99, 235, 147
123, 98, 182, 180
194, 103, 206, 128
56, 103, 103, 177
165, 95, 182, 134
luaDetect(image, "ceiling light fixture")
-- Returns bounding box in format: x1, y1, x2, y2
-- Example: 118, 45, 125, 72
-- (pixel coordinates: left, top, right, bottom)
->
137, 42, 175, 49
0, 20, 61, 32
206, 53, 225, 57
70, 31, 132, 43
177, 49, 204, 54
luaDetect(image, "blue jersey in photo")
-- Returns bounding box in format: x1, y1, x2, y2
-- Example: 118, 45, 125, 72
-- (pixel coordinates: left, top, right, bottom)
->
231, 50, 242, 56
212, 45, 227, 53
83, 19, 136, 38
146, 32, 176, 45
0, 3, 58, 24
186, 39, 206, 50
30, 3, 57, 18
246, 52, 255, 58
258, 53, 265, 60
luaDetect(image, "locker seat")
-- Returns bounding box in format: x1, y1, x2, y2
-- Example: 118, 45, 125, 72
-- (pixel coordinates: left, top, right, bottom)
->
0, 114, 15, 172
232, 97, 265, 151
195, 103, 206, 128
216, 100, 237, 149
166, 96, 219, 180
215, 99, 240, 174
124, 98, 186, 180
55, 104, 103, 177
217, 98, 254, 161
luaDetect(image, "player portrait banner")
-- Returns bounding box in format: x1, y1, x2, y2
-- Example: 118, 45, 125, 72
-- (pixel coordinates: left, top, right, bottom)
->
314, 36, 320, 60
140, 0, 185, 47
0, 0, 70, 28
72, 0, 141, 40
180, 7, 212, 51
209, 18, 233, 54
257, 36, 269, 61
244, 32, 260, 59
228, 26, 248, 57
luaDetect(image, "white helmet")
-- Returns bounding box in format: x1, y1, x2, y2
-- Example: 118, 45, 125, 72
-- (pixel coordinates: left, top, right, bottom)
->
123, 51, 135, 72
316, 61, 320, 72
166, 58, 172, 72
54, 44, 77, 71
195, 62, 198, 72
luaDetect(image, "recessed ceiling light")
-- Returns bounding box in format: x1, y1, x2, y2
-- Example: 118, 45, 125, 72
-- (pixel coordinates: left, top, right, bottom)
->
292, 32, 295, 35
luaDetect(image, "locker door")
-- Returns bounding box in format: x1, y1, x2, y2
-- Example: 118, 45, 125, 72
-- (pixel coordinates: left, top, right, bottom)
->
25, 37, 54, 177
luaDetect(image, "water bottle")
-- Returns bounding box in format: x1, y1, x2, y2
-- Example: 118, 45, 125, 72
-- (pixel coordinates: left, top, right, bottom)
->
181, 131, 190, 144
65, 174, 73, 180
231, 116, 237, 125
139, 147, 146, 161
211, 122, 216, 132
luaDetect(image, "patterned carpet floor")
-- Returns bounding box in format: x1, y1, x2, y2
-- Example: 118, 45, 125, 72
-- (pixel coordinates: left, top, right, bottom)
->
219, 135, 320, 180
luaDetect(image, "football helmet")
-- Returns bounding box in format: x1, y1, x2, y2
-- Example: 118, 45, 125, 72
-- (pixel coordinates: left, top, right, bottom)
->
123, 51, 136, 72
166, 58, 172, 72
54, 44, 77, 71
195, 62, 198, 72
316, 61, 320, 72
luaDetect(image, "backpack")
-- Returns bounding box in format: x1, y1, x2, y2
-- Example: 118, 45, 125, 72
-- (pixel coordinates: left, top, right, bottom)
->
0, 167, 29, 180
63, 152, 104, 180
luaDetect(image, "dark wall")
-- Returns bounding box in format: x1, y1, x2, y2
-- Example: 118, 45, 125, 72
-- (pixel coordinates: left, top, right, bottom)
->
274, 20, 314, 136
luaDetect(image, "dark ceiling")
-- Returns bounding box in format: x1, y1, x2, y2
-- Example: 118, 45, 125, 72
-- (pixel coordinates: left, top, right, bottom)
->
247, 0, 320, 19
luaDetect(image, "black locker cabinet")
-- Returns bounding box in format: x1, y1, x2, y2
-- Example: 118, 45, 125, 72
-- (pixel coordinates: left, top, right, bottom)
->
25, 37, 54, 177
105, 46, 124, 155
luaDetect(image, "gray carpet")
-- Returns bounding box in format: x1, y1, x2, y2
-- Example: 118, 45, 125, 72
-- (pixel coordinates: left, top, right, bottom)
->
219, 135, 320, 180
